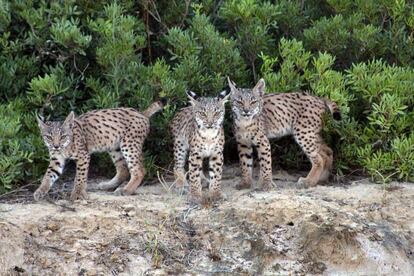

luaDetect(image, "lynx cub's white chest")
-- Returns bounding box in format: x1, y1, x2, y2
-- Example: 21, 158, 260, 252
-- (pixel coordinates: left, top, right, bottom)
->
199, 129, 220, 157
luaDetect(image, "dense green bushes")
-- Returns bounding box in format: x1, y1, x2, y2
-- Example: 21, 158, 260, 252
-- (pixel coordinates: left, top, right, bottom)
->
1, 0, 413, 192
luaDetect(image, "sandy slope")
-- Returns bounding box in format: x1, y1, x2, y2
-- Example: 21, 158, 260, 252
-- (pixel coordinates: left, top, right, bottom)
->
1, 168, 413, 275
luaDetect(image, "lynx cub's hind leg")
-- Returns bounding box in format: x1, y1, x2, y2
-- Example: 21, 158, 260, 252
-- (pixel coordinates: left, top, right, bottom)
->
294, 130, 325, 188
98, 150, 130, 190
115, 139, 145, 196
319, 144, 333, 182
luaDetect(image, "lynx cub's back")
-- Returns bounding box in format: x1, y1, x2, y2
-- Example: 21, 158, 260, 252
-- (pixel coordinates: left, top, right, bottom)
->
34, 100, 166, 201
171, 90, 230, 204
228, 78, 340, 189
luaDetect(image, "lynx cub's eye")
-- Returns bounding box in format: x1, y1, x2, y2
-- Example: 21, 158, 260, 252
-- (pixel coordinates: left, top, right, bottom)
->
236, 100, 243, 105
61, 135, 68, 140
251, 100, 258, 105
45, 135, 52, 140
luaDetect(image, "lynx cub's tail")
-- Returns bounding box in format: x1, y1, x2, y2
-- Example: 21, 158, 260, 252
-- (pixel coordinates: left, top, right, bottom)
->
142, 98, 168, 117
324, 99, 341, 120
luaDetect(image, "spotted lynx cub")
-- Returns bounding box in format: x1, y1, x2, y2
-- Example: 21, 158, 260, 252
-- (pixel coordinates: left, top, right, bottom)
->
34, 99, 166, 201
171, 90, 230, 204
228, 77, 340, 189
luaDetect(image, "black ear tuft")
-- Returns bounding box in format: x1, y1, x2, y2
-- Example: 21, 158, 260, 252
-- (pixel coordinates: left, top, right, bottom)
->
227, 77, 238, 91
333, 111, 341, 121
186, 90, 198, 100
218, 90, 230, 99
159, 97, 168, 106
224, 85, 231, 95
36, 112, 47, 129
36, 113, 44, 122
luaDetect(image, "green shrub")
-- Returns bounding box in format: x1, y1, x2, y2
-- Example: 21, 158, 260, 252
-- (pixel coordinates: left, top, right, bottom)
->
1, 0, 413, 192
0, 101, 34, 192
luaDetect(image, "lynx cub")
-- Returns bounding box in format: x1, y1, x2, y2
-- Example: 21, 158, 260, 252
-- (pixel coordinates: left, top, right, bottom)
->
228, 77, 340, 189
170, 90, 230, 204
34, 99, 166, 201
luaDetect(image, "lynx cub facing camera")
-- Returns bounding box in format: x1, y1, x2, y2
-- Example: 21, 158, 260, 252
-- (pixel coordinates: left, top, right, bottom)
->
34, 99, 166, 201
171, 90, 230, 204
228, 77, 340, 189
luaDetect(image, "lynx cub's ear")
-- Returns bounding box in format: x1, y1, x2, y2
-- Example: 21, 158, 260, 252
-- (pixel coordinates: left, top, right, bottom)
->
227, 77, 238, 93
63, 111, 75, 129
186, 90, 199, 105
36, 113, 47, 130
253, 78, 265, 97
217, 90, 230, 105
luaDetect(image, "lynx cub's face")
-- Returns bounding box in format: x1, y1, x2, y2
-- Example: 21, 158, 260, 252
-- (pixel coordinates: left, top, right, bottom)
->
228, 78, 265, 121
187, 90, 230, 131
37, 112, 74, 154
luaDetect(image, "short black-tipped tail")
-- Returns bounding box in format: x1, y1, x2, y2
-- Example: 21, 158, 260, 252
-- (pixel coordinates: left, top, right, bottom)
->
324, 99, 341, 120
142, 98, 168, 117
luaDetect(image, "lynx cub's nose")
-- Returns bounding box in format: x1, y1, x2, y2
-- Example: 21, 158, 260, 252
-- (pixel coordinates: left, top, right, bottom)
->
242, 110, 250, 116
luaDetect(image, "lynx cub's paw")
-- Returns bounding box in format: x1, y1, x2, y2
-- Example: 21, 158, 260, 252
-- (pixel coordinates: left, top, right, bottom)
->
257, 180, 275, 191
209, 191, 227, 203
296, 177, 317, 189
97, 180, 120, 191
114, 186, 135, 196
70, 189, 88, 201
188, 192, 203, 206
33, 188, 48, 201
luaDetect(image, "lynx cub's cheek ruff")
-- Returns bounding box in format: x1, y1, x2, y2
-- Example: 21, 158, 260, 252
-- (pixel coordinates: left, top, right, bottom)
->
170, 90, 230, 205
33, 99, 167, 201
228, 77, 340, 189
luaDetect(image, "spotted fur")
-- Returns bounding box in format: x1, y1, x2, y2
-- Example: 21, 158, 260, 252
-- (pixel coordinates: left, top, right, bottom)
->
170, 90, 230, 204
34, 100, 166, 201
228, 77, 340, 189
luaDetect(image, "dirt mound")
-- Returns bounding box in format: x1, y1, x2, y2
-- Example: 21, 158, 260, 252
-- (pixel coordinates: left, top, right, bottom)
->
1, 170, 413, 275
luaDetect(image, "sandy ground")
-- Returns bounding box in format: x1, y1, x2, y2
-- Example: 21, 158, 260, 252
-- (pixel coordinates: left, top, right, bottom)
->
0, 166, 413, 275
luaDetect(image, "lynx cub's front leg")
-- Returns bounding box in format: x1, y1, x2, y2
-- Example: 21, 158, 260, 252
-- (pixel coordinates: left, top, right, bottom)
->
188, 149, 203, 204
173, 139, 188, 189
208, 151, 225, 201
70, 153, 90, 201
255, 133, 273, 190
34, 156, 66, 201
236, 141, 253, 189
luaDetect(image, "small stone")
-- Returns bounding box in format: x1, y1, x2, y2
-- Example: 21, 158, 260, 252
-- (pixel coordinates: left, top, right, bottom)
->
42, 230, 53, 236
111, 254, 120, 262
30, 227, 40, 237
122, 204, 135, 212
41, 257, 51, 268
127, 211, 137, 217
46, 222, 60, 232
86, 268, 97, 276
241, 239, 252, 252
